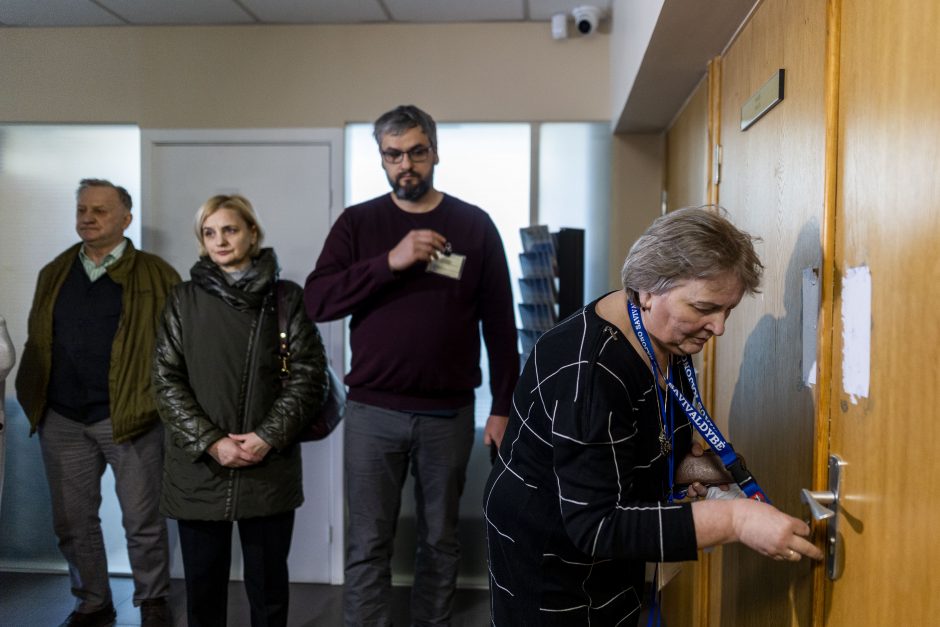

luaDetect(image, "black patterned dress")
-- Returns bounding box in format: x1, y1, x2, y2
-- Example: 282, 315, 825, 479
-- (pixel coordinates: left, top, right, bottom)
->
484, 295, 698, 626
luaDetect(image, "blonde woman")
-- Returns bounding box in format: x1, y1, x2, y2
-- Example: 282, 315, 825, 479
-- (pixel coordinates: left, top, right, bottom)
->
153, 195, 327, 627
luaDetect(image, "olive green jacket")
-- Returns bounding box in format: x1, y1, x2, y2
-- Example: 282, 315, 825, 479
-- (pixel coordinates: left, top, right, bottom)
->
15, 240, 181, 442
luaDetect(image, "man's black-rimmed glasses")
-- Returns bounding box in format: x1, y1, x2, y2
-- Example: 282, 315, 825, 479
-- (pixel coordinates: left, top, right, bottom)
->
381, 145, 433, 164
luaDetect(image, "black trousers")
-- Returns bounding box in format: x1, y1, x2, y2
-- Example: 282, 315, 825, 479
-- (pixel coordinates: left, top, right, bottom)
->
177, 510, 295, 627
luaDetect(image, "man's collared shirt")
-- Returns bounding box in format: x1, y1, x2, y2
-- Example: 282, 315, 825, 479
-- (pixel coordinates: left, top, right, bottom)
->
79, 238, 128, 282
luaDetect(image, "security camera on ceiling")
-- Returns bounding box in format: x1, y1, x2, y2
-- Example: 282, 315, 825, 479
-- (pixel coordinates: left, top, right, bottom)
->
571, 5, 604, 36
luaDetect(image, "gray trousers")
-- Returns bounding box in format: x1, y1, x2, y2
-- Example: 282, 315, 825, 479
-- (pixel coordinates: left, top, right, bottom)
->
343, 401, 475, 627
38, 409, 170, 612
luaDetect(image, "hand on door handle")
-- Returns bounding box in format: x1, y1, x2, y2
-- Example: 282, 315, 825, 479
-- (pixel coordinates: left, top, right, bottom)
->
800, 455, 846, 580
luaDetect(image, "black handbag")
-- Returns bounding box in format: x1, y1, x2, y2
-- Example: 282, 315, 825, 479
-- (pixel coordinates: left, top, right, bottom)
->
275, 281, 346, 442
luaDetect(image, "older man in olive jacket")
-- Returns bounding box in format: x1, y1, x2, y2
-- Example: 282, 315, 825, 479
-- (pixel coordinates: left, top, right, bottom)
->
16, 179, 180, 627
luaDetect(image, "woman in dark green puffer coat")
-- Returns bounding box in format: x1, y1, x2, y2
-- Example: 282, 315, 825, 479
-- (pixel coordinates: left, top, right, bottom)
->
152, 194, 327, 627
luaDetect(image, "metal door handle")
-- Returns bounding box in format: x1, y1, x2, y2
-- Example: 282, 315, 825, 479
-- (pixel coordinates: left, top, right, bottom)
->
801, 489, 835, 520
800, 454, 846, 580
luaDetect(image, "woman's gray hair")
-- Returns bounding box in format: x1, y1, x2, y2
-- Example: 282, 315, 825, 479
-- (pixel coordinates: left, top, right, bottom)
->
621, 206, 763, 304
194, 194, 265, 258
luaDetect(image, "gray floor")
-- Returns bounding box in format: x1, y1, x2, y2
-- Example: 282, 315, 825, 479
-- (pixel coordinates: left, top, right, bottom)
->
0, 571, 491, 626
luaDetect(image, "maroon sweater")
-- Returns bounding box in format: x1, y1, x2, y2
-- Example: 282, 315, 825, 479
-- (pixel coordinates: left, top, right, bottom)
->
304, 193, 518, 415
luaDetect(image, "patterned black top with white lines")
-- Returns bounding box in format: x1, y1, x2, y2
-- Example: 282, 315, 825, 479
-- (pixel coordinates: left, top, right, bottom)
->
484, 295, 699, 626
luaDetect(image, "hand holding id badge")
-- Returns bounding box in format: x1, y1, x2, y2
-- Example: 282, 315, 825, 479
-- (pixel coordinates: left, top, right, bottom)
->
427, 241, 466, 280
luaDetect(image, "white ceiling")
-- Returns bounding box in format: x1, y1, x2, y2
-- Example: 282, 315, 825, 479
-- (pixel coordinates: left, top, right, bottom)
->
0, 0, 614, 27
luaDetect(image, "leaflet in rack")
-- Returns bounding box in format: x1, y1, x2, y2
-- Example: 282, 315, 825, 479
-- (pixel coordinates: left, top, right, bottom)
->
517, 225, 559, 363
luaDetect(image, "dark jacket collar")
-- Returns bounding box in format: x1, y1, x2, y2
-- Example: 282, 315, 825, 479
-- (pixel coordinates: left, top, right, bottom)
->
189, 247, 279, 311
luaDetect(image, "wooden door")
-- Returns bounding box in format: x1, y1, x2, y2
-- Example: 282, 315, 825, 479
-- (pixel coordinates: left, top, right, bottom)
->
661, 77, 711, 627
665, 78, 710, 213
823, 0, 940, 623
712, 0, 828, 624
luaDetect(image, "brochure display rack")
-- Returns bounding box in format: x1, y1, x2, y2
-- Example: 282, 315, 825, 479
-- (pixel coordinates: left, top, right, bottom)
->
517, 226, 584, 364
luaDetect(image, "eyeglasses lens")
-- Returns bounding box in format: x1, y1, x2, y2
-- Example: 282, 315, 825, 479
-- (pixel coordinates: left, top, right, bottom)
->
383, 146, 431, 164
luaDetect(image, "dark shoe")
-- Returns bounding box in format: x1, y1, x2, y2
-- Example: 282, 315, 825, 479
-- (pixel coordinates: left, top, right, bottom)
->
60, 603, 116, 627
140, 597, 171, 627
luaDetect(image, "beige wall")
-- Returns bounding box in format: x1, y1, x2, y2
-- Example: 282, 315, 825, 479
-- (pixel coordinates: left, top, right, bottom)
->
606, 2, 670, 291
0, 23, 609, 127
607, 132, 664, 290
1, 22, 666, 291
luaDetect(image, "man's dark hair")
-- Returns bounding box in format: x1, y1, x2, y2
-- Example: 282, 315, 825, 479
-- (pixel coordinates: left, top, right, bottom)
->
373, 105, 438, 151
77, 178, 133, 211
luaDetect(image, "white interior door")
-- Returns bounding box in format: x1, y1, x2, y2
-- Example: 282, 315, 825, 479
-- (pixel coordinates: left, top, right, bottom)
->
141, 128, 345, 584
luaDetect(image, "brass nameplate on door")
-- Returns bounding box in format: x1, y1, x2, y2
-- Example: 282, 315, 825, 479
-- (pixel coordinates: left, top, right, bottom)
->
741, 68, 785, 131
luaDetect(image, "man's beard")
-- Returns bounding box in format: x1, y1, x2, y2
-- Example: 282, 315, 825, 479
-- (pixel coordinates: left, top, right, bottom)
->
390, 170, 433, 202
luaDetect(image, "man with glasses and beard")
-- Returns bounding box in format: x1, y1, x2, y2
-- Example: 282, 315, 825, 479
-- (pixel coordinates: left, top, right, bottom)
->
305, 105, 518, 626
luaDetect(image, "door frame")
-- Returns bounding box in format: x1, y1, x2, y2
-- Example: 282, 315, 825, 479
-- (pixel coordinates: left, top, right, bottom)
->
813, 0, 842, 622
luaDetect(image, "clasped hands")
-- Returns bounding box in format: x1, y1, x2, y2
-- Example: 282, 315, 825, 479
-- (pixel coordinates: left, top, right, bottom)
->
208, 432, 272, 468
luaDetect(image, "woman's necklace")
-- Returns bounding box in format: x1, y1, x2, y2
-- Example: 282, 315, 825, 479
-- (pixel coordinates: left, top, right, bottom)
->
652, 359, 673, 456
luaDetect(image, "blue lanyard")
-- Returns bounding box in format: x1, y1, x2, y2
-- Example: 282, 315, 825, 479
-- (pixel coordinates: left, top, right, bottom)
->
627, 299, 770, 503
643, 326, 676, 501
646, 564, 664, 627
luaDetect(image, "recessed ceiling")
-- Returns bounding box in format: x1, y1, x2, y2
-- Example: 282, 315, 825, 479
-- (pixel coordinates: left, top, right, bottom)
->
0, 0, 614, 27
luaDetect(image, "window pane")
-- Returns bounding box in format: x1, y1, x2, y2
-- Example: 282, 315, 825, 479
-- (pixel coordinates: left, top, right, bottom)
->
0, 123, 140, 574
538, 122, 612, 299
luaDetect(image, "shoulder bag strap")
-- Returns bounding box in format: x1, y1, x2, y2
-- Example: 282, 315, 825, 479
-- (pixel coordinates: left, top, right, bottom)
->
275, 280, 291, 384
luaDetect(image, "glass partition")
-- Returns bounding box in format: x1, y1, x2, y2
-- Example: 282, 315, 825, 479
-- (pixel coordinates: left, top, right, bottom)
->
0, 124, 140, 573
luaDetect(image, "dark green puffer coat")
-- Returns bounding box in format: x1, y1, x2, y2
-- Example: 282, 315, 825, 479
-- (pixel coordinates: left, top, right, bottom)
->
152, 249, 327, 521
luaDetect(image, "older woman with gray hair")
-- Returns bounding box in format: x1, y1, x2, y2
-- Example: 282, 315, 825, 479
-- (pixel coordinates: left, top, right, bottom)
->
484, 207, 822, 626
